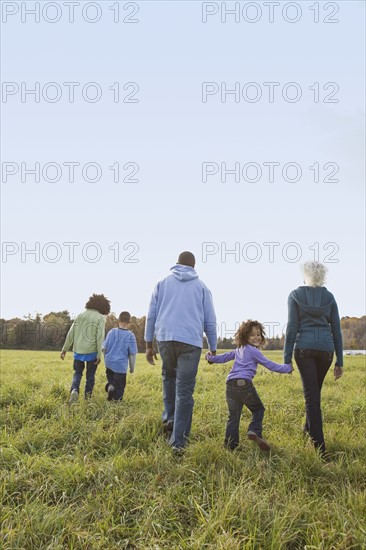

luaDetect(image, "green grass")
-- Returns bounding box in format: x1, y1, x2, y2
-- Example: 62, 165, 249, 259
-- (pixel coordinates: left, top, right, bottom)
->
1, 350, 365, 549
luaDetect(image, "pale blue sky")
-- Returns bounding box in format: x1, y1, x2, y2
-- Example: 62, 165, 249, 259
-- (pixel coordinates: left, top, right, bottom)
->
1, 1, 365, 337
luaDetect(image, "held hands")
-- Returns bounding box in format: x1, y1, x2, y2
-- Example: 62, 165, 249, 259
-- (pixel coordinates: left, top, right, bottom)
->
146, 347, 158, 365
284, 361, 294, 374
205, 351, 216, 364
334, 366, 343, 380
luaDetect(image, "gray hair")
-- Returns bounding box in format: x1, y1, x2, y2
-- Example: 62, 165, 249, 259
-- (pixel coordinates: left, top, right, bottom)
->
302, 261, 327, 287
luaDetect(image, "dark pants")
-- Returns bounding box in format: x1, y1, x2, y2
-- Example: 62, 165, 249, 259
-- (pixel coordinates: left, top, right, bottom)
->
158, 341, 202, 449
295, 348, 333, 454
71, 359, 98, 398
225, 379, 265, 450
105, 368, 127, 401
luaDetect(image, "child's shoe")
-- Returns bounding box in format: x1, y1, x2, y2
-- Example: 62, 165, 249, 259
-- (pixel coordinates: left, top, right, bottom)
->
69, 389, 79, 404
163, 421, 174, 434
247, 430, 271, 452
107, 384, 115, 401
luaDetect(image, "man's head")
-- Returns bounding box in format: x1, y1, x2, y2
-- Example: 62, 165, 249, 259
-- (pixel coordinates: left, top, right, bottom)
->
177, 251, 195, 268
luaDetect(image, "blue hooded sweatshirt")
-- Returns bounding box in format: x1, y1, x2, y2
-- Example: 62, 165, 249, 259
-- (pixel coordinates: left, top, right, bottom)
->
284, 286, 343, 366
144, 265, 217, 350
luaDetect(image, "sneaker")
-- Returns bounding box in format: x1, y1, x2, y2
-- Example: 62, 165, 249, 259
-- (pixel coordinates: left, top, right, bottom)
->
107, 384, 115, 401
247, 430, 271, 452
69, 389, 79, 404
321, 451, 332, 463
171, 446, 185, 456
162, 421, 174, 434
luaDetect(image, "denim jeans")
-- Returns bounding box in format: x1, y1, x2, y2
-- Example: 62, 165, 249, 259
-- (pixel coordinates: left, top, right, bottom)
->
71, 359, 98, 398
105, 368, 127, 401
225, 379, 265, 450
294, 348, 333, 454
158, 341, 202, 449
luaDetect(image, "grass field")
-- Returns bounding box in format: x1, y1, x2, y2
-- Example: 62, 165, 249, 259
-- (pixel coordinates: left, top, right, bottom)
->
1, 350, 365, 549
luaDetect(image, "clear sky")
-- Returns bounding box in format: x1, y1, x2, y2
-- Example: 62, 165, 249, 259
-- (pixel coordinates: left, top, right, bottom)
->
1, 0, 365, 339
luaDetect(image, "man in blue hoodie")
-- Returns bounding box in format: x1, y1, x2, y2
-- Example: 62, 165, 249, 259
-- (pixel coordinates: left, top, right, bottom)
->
145, 251, 217, 451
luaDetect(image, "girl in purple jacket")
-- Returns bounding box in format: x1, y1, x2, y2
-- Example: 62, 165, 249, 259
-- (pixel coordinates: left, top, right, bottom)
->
206, 320, 293, 451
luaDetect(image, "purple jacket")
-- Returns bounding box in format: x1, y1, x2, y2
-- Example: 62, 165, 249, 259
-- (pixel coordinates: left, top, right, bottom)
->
206, 345, 292, 382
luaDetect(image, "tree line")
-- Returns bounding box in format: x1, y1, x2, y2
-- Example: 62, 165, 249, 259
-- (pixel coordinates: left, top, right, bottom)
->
0, 313, 365, 352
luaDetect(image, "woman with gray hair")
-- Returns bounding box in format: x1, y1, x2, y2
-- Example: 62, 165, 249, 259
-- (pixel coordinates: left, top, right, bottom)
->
284, 261, 343, 458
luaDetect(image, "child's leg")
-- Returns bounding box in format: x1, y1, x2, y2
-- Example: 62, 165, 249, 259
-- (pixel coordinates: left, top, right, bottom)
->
225, 382, 245, 449
85, 360, 98, 398
113, 373, 127, 401
105, 368, 115, 400
243, 383, 265, 438
105, 368, 114, 392
70, 360, 85, 393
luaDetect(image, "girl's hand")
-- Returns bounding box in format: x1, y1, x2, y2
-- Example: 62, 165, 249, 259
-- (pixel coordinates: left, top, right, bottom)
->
205, 352, 214, 364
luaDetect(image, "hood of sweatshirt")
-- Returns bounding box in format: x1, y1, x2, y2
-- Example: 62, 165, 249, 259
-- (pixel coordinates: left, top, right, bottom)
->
290, 286, 335, 318
170, 264, 199, 282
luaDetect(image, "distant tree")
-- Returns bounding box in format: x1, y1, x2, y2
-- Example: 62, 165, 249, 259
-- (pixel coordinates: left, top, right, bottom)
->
341, 316, 366, 349
1, 313, 364, 351
129, 315, 146, 352
43, 311, 72, 350
105, 313, 118, 334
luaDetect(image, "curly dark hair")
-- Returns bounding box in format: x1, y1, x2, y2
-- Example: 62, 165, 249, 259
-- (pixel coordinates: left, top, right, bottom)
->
234, 320, 266, 347
85, 294, 111, 315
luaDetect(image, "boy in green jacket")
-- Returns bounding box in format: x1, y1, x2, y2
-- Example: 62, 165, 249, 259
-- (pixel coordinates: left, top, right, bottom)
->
61, 294, 111, 402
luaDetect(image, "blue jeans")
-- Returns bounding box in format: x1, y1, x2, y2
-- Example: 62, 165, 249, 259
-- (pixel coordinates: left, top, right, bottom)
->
225, 379, 265, 450
71, 359, 98, 398
158, 341, 202, 449
295, 348, 333, 454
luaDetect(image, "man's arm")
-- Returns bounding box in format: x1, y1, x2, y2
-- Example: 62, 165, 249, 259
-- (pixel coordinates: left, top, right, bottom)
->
145, 284, 159, 364
203, 286, 217, 353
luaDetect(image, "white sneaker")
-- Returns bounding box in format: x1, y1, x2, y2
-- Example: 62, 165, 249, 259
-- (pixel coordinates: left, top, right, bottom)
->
69, 389, 79, 403
107, 384, 115, 401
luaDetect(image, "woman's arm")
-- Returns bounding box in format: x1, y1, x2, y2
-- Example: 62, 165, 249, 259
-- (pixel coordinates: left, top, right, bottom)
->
284, 294, 299, 364
330, 300, 343, 367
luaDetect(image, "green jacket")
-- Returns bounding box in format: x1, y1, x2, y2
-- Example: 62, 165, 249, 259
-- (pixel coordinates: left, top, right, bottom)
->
62, 309, 106, 359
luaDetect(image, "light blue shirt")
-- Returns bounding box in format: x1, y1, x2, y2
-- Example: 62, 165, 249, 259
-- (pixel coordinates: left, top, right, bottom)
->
145, 264, 217, 350
102, 328, 137, 373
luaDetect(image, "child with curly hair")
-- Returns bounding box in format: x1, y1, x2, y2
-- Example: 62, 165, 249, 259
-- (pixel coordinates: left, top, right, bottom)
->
61, 293, 111, 402
206, 320, 293, 451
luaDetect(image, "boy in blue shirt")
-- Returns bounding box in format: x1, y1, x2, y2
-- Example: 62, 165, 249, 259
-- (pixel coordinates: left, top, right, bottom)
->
102, 311, 137, 401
